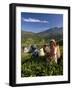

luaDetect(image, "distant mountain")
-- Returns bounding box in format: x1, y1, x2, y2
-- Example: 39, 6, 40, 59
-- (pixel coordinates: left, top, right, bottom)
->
21, 27, 63, 40
37, 27, 63, 40
38, 27, 62, 36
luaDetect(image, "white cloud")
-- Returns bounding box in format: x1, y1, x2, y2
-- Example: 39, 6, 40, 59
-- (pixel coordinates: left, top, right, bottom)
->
22, 18, 48, 23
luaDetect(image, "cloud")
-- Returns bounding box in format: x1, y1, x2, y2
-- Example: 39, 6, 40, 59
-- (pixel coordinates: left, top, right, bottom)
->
22, 18, 48, 23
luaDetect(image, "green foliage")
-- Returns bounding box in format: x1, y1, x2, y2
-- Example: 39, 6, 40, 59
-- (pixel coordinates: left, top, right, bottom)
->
21, 31, 63, 77
22, 37, 47, 47
21, 53, 63, 77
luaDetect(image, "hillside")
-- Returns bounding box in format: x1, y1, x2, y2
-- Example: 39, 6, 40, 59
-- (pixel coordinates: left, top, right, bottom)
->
21, 31, 36, 38
21, 27, 63, 41
37, 27, 62, 36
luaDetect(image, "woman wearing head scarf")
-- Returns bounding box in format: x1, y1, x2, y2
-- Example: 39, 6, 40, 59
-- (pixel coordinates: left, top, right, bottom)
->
49, 39, 60, 63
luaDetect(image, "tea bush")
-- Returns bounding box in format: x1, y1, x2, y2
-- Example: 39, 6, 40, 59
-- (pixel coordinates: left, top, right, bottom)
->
21, 54, 63, 77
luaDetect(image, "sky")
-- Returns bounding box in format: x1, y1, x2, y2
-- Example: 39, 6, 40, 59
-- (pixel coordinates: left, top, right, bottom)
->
21, 12, 63, 33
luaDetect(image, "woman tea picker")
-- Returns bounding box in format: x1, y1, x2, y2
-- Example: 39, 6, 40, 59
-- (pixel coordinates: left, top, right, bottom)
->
43, 39, 61, 63
49, 39, 61, 63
